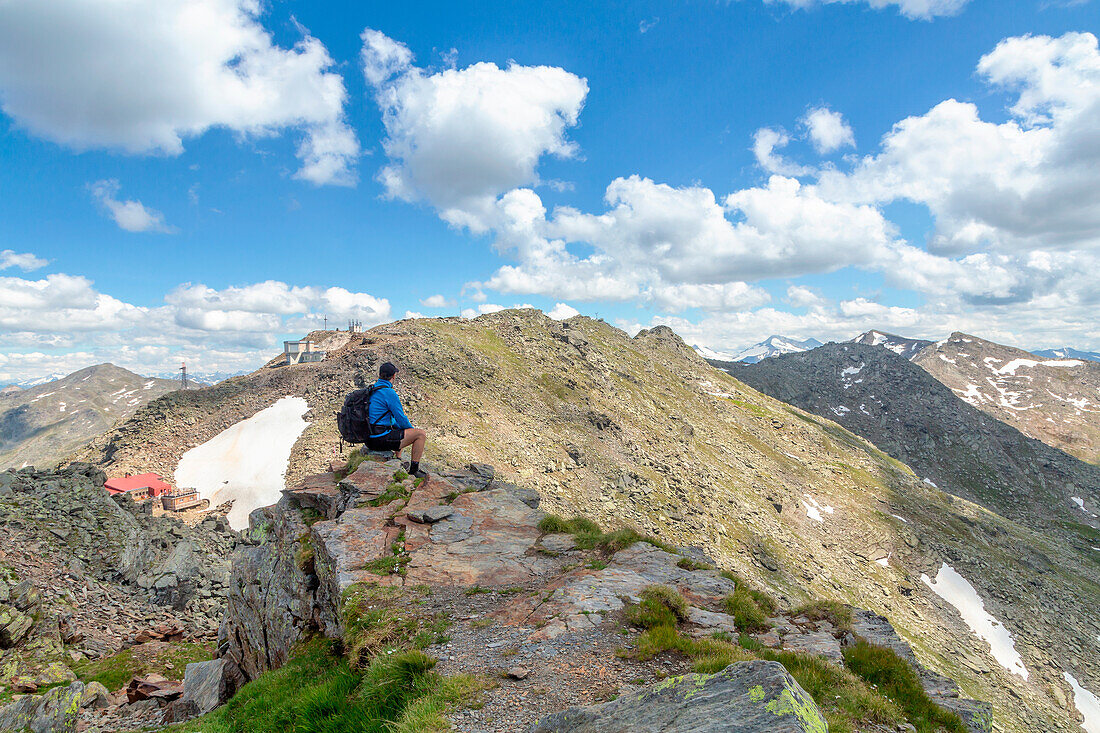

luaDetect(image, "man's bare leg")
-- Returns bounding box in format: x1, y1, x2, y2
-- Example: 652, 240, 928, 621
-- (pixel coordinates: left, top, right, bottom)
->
398, 428, 426, 464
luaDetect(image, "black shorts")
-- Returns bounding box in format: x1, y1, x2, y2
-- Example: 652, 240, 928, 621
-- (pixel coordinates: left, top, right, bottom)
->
366, 428, 404, 452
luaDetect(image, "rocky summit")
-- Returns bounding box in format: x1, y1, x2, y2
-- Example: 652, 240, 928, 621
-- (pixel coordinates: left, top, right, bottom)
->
913, 332, 1100, 466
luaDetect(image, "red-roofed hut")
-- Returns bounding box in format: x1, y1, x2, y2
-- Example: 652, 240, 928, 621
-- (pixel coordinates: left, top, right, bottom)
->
104, 473, 171, 501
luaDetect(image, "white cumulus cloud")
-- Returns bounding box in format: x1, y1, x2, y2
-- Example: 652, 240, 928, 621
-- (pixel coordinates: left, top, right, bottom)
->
547, 303, 580, 320
0, 0, 358, 185
90, 180, 173, 233
361, 29, 589, 227
0, 250, 48, 272
420, 294, 456, 308
803, 107, 856, 153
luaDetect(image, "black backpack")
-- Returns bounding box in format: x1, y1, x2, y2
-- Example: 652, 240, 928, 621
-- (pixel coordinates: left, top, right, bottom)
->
337, 385, 388, 444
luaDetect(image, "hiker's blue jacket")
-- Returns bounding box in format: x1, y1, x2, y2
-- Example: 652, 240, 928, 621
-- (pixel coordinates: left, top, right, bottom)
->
367, 379, 414, 435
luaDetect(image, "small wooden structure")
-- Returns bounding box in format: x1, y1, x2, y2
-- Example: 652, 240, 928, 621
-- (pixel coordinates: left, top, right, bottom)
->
161, 486, 205, 512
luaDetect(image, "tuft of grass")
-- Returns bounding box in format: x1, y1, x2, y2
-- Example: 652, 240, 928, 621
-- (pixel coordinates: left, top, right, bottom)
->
341, 585, 426, 666
393, 470, 409, 481
792, 600, 854, 634
336, 450, 370, 481
296, 534, 316, 574
625, 585, 689, 630
722, 580, 777, 632
300, 507, 324, 526
537, 514, 676, 555
464, 586, 492, 596
843, 641, 968, 733
366, 482, 411, 508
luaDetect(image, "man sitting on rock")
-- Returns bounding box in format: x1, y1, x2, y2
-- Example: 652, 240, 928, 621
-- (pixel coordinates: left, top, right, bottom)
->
367, 361, 428, 478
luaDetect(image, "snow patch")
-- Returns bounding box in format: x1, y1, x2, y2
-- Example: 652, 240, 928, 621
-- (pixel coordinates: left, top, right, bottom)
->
955, 384, 983, 405
831, 405, 850, 417
890, 513, 909, 524
802, 494, 835, 523
875, 556, 890, 568
1073, 497, 1085, 510
1064, 672, 1100, 733
921, 563, 1029, 680
175, 396, 311, 530
841, 363, 864, 377
992, 358, 1084, 376
923, 477, 938, 488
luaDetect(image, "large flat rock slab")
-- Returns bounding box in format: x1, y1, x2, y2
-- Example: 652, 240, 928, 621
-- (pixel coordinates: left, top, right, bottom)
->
338, 461, 398, 499
497, 543, 737, 639
530, 660, 828, 733
404, 488, 551, 586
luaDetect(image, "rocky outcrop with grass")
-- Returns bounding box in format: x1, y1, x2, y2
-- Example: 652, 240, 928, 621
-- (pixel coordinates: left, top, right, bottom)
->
209, 452, 991, 732
531, 661, 827, 733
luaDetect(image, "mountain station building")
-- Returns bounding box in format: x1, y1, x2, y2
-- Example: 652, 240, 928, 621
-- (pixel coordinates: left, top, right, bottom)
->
104, 473, 171, 501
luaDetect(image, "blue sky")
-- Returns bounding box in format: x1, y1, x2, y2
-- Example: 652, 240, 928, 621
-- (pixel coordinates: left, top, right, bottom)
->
0, 0, 1098, 380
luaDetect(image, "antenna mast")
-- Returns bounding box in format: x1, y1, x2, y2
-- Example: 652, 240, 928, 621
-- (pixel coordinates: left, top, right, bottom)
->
179, 362, 188, 390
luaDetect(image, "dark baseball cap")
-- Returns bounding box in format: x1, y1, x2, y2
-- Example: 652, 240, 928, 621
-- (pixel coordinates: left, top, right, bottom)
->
379, 362, 398, 379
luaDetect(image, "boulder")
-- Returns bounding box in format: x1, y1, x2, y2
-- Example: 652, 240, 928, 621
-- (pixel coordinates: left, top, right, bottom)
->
0, 604, 35, 647
0, 680, 84, 733
530, 660, 827, 732
80, 681, 111, 709
168, 658, 230, 721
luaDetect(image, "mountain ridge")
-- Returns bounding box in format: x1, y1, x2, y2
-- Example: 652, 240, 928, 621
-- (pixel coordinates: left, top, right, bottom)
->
914, 332, 1100, 465
76, 309, 1100, 732
0, 363, 178, 470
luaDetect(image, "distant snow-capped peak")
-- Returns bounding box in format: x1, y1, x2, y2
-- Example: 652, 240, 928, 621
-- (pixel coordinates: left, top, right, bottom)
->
695, 335, 823, 364
850, 330, 932, 361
